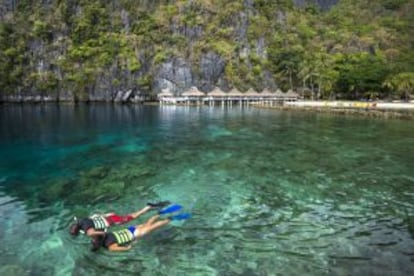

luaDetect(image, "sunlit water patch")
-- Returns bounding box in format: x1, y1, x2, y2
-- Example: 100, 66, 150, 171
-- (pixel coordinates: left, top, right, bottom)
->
0, 104, 413, 275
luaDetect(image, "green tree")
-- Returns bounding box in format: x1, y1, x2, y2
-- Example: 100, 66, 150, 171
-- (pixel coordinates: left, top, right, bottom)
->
383, 72, 414, 101
334, 53, 389, 99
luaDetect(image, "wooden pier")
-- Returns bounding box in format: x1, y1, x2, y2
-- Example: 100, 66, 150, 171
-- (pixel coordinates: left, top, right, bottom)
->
158, 87, 299, 106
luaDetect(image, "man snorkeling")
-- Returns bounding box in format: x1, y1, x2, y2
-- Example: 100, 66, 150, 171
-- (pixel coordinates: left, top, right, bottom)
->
69, 201, 171, 237
91, 213, 191, 252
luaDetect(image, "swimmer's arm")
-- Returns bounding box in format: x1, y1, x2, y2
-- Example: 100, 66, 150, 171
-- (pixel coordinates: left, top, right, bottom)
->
103, 212, 115, 216
87, 228, 106, 236
108, 244, 132, 252
90, 212, 114, 218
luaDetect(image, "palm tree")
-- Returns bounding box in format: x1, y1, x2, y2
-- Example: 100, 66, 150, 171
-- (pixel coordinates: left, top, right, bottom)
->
383, 72, 414, 101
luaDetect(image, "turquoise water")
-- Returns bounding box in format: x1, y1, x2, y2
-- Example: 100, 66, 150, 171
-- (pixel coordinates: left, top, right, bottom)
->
0, 104, 413, 275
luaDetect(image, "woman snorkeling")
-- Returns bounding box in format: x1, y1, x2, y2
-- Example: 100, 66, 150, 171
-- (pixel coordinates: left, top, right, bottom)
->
69, 201, 171, 237
91, 213, 191, 252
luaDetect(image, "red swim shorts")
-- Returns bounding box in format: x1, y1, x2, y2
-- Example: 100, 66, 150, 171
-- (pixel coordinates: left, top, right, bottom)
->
106, 214, 134, 225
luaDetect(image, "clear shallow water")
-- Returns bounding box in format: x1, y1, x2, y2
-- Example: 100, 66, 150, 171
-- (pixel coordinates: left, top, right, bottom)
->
0, 104, 413, 275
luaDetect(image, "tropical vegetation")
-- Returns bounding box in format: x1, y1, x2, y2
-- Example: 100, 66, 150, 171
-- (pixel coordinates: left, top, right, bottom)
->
0, 0, 412, 101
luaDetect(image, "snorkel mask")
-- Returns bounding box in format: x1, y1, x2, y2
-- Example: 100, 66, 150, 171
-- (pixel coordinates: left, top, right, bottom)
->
70, 216, 84, 236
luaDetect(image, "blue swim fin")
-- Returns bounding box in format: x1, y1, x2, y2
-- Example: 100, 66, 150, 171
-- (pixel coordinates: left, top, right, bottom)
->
158, 204, 182, 215
169, 213, 191, 221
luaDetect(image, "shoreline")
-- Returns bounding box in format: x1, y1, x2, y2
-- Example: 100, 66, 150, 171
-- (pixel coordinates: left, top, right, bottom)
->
251, 101, 414, 120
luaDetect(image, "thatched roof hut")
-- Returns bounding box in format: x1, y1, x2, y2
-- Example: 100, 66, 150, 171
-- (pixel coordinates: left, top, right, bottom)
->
274, 89, 285, 97
260, 88, 274, 97
182, 86, 205, 97
207, 87, 227, 97
228, 87, 243, 97
286, 89, 299, 98
158, 88, 174, 98
245, 88, 260, 97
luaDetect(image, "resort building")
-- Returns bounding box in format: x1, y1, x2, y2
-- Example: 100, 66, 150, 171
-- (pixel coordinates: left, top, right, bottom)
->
158, 87, 299, 106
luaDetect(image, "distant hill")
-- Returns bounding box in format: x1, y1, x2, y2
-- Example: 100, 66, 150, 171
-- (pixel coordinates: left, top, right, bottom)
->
0, 0, 412, 102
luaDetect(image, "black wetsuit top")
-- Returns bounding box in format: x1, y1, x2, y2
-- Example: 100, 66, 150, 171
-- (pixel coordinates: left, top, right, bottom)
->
79, 218, 94, 233
103, 233, 117, 248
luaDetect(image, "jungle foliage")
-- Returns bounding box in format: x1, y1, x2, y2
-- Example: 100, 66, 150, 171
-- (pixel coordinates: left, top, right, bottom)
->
0, 0, 412, 100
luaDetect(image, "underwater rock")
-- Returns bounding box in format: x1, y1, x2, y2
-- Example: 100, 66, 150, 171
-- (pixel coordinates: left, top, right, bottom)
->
91, 180, 124, 201
117, 163, 155, 180
80, 166, 110, 179
39, 179, 72, 203
40, 235, 64, 251
228, 261, 244, 275
67, 177, 125, 204
246, 261, 258, 270
0, 265, 26, 276
407, 216, 414, 238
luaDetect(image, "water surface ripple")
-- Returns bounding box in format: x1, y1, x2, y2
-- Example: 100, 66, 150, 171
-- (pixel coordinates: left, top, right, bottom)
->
0, 104, 413, 275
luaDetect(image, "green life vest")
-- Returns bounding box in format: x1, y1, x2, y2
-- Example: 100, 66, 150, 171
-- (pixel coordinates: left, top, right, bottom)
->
92, 216, 107, 231
113, 229, 134, 245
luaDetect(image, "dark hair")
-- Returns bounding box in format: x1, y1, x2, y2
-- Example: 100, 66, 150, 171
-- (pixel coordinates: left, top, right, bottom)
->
69, 223, 81, 236
91, 235, 104, 252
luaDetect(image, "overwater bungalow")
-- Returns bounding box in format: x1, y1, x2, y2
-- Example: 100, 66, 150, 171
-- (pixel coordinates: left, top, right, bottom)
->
226, 88, 245, 106
227, 87, 244, 97
260, 88, 274, 97
275, 89, 284, 97
256, 88, 278, 106
245, 88, 260, 97
207, 87, 227, 97
206, 87, 227, 106
285, 89, 300, 101
157, 89, 175, 104
158, 86, 298, 106
181, 86, 205, 105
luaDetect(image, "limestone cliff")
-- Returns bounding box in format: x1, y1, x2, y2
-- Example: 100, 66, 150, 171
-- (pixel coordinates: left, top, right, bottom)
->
0, 0, 412, 102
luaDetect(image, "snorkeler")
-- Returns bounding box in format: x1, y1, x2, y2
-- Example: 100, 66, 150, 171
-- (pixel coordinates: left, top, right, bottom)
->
91, 213, 191, 252
69, 201, 171, 237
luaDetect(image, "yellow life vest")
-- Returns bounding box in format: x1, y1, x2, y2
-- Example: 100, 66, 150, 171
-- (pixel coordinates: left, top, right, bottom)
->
113, 229, 134, 245
92, 215, 108, 231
